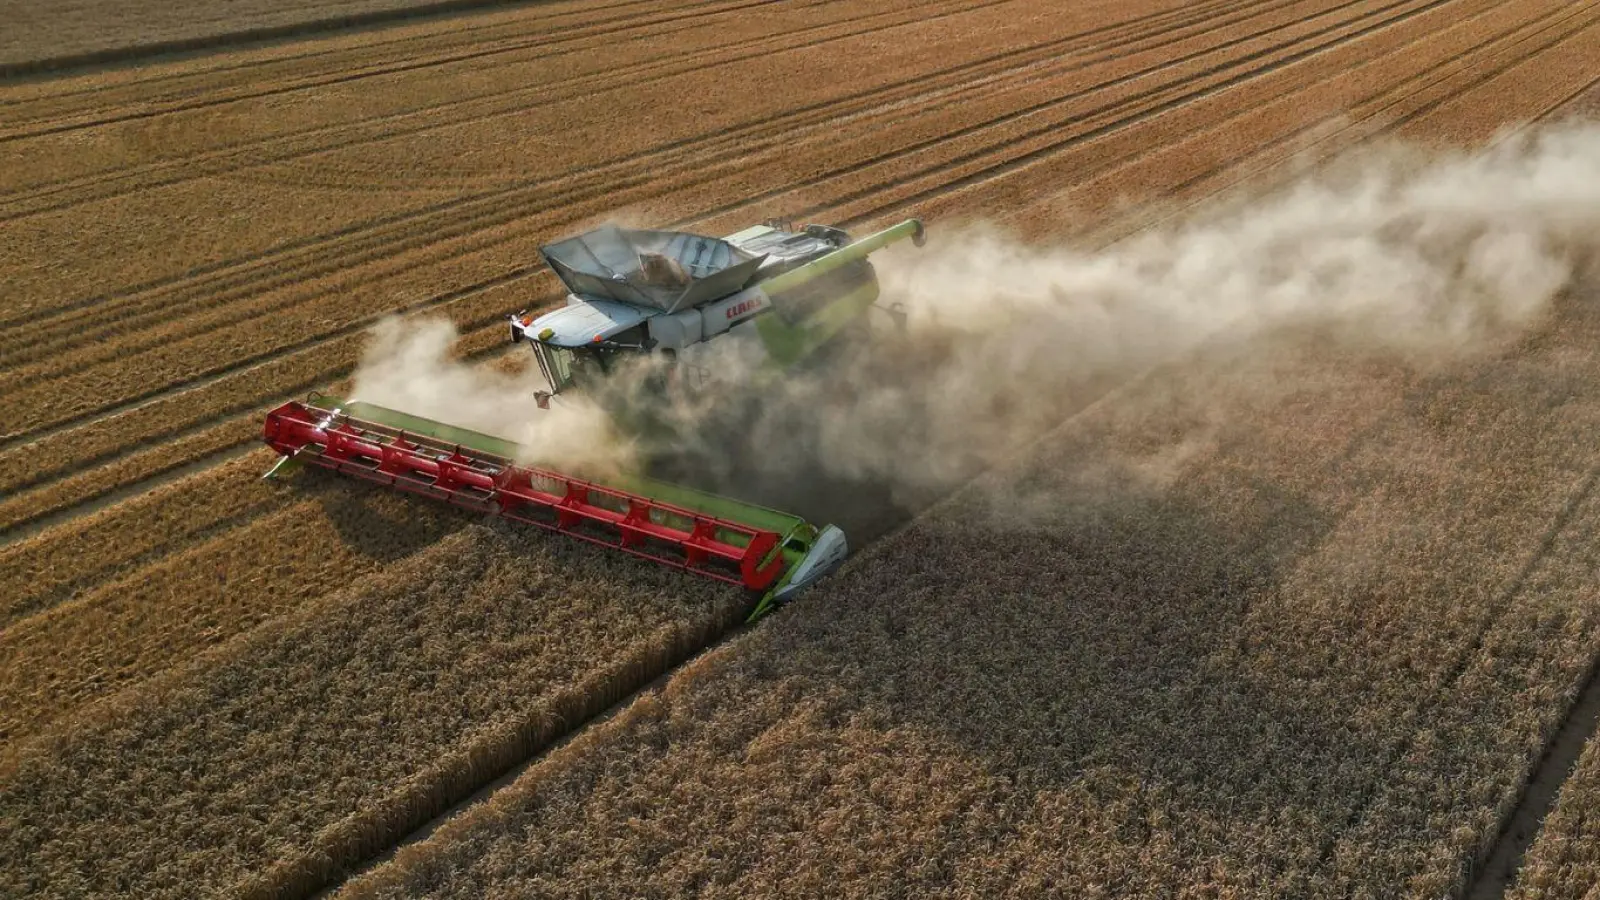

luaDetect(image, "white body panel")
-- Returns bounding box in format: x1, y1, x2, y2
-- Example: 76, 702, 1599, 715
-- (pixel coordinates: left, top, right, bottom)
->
644, 285, 773, 350
701, 286, 772, 337
646, 307, 704, 350
521, 298, 651, 347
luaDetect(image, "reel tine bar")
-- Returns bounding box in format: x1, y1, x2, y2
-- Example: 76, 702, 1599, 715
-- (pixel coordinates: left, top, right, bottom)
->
263, 401, 784, 590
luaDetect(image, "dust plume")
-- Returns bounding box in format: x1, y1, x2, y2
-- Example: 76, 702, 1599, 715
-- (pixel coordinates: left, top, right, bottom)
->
348, 317, 637, 476
658, 122, 1600, 502
349, 122, 1600, 524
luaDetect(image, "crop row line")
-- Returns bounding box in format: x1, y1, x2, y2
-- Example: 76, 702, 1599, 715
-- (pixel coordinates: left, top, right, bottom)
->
0, 264, 539, 460
0, 0, 770, 139
819, 0, 1511, 228
0, 0, 1497, 515
0, 0, 1308, 434
0, 0, 1246, 342
0, 0, 674, 113
0, 0, 847, 209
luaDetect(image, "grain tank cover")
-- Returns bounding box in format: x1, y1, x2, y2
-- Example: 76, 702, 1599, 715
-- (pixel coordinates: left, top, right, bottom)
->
539, 225, 768, 314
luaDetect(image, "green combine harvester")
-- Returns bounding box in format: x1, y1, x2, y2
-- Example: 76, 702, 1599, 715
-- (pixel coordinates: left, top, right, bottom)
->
262, 216, 926, 619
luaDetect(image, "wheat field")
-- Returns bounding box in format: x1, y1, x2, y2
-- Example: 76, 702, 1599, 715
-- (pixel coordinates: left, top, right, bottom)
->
3, 0, 1600, 897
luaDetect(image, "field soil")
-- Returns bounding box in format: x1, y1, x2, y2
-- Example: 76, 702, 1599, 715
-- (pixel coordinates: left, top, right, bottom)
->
3, 0, 1600, 897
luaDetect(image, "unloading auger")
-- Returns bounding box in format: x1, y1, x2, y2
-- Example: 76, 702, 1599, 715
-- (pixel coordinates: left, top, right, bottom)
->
260, 216, 926, 619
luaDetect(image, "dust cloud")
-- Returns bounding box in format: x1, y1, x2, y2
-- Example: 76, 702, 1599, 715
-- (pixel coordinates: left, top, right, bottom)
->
698, 122, 1600, 496
348, 317, 638, 476
349, 122, 1600, 510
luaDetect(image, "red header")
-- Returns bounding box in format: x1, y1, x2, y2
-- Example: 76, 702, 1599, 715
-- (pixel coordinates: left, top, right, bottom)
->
263, 400, 785, 591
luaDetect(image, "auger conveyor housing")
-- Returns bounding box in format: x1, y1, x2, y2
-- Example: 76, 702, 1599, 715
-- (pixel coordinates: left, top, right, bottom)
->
261, 395, 846, 619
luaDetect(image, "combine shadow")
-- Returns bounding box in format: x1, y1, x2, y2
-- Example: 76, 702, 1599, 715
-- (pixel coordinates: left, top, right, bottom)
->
764, 452, 1382, 830
295, 467, 481, 563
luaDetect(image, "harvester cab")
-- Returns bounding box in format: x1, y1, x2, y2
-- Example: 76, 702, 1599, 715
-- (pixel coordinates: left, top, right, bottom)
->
509, 217, 925, 406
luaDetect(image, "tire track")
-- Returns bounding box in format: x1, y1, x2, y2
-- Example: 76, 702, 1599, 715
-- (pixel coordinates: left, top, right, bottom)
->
0, 0, 1440, 448
0, 0, 1269, 380
947, 0, 1595, 251
658, 0, 1469, 229
0, 0, 764, 139
0, 0, 976, 219
0, 319, 522, 546
1468, 651, 1600, 899
0, 265, 541, 461
1083, 0, 1600, 245
802, 0, 1496, 228
1319, 454, 1600, 891
0, 309, 534, 536
0, 0, 1237, 343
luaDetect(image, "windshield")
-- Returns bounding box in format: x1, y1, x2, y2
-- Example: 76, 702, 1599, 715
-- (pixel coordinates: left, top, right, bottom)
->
533, 342, 626, 395
533, 343, 577, 394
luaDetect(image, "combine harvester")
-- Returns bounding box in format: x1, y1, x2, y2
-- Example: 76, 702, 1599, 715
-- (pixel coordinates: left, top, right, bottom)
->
262, 217, 926, 620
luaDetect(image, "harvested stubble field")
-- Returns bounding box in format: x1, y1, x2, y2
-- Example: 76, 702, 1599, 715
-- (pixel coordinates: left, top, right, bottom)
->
3, 0, 1600, 897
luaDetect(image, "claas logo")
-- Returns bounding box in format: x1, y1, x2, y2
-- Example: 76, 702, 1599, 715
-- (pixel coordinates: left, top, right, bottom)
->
725, 297, 763, 319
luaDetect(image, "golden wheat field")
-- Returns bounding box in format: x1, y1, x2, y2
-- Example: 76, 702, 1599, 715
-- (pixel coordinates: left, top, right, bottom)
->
3, 0, 1600, 897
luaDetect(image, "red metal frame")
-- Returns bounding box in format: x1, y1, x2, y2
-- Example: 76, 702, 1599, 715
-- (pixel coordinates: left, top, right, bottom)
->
262, 400, 785, 591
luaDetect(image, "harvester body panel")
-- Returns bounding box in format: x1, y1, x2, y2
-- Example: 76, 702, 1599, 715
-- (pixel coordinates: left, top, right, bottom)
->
526, 298, 650, 347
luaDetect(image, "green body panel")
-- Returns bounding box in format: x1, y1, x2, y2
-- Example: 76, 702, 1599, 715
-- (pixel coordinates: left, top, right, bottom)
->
744, 218, 918, 369
343, 401, 517, 454
607, 475, 808, 538
752, 276, 879, 370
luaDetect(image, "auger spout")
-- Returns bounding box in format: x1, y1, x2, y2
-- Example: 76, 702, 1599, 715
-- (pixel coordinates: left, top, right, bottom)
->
758, 218, 926, 295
